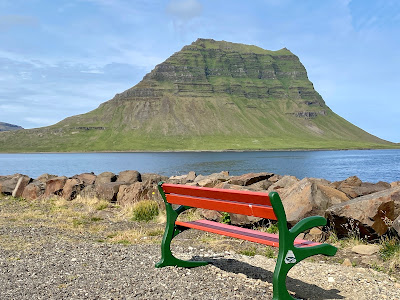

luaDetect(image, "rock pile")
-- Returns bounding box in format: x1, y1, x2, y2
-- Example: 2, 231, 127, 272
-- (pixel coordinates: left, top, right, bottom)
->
1, 171, 400, 240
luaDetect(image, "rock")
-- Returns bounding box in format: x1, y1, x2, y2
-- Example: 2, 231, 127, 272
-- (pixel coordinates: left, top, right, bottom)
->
342, 258, 352, 267
95, 172, 117, 185
95, 182, 126, 202
79, 184, 97, 199
168, 172, 197, 184
198, 209, 223, 222
12, 175, 32, 197
186, 171, 196, 182
213, 182, 249, 190
391, 181, 400, 188
44, 176, 68, 198
333, 176, 390, 199
37, 173, 58, 183
267, 175, 299, 194
247, 179, 272, 191
229, 214, 262, 226
227, 172, 273, 186
326, 187, 400, 239
194, 171, 231, 187
21, 180, 45, 200
141, 173, 169, 185
393, 215, 400, 236
268, 174, 282, 183
306, 227, 325, 242
0, 174, 28, 195
117, 181, 161, 207
62, 178, 85, 200
278, 178, 349, 225
351, 245, 380, 255
117, 170, 141, 184
72, 172, 96, 185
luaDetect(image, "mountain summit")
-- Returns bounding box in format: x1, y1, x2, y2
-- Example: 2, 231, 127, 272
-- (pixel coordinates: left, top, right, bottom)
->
0, 39, 394, 152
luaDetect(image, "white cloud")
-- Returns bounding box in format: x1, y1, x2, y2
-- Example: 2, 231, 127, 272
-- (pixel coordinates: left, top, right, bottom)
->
166, 0, 202, 21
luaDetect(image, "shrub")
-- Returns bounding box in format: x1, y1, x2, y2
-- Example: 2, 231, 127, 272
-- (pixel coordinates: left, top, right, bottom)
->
132, 200, 159, 222
221, 212, 231, 224
380, 236, 400, 261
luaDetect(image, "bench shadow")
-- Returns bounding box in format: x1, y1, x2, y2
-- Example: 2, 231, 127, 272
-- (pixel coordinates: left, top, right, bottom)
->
192, 256, 343, 300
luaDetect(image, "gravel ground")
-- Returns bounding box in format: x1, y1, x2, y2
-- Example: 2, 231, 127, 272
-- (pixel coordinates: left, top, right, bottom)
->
1, 224, 400, 300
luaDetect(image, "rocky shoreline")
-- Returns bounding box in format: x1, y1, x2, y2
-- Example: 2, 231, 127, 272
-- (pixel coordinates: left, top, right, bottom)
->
1, 170, 400, 241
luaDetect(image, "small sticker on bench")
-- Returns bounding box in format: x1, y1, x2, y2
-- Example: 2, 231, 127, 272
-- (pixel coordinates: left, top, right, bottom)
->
284, 250, 296, 264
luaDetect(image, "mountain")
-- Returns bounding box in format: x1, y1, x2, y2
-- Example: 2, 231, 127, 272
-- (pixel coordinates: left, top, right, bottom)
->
0, 39, 395, 152
0, 122, 23, 132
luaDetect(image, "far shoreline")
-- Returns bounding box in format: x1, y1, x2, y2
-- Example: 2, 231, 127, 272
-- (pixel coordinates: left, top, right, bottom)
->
2, 147, 400, 155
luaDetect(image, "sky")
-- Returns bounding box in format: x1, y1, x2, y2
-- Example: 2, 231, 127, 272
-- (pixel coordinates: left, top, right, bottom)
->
0, 0, 399, 143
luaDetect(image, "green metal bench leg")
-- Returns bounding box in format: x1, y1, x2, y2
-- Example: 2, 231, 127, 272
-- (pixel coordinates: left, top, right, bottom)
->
155, 182, 208, 268
269, 192, 338, 300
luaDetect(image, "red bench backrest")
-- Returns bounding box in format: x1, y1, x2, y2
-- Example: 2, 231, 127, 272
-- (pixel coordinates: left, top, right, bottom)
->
161, 183, 277, 220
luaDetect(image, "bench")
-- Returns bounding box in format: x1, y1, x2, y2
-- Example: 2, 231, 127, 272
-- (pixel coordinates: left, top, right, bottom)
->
155, 182, 337, 300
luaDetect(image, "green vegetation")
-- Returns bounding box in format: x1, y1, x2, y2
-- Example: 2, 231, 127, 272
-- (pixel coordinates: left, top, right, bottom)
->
131, 200, 159, 222
379, 236, 400, 261
221, 212, 231, 224
0, 38, 397, 152
239, 246, 257, 256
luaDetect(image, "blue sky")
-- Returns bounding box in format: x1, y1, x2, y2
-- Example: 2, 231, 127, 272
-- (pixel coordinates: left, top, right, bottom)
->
0, 0, 399, 142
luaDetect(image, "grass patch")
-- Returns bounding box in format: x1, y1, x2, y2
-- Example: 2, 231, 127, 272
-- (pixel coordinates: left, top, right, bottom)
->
239, 246, 257, 256
264, 247, 276, 258
131, 200, 159, 222
379, 236, 400, 261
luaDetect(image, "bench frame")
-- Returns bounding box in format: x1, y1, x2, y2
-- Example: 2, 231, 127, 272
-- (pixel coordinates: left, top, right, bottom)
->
155, 182, 337, 300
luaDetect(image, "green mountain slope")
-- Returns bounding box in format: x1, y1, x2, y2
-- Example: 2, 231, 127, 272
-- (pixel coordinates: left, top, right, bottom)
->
0, 39, 395, 152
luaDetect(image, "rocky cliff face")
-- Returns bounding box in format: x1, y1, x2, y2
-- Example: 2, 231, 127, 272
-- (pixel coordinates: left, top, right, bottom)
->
0, 39, 394, 152
0, 122, 23, 132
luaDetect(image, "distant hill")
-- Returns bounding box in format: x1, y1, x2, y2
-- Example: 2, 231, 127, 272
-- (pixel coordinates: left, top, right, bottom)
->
0, 122, 23, 132
0, 38, 396, 152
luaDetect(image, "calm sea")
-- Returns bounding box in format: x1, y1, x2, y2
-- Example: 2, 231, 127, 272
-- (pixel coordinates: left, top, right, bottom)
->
0, 149, 399, 183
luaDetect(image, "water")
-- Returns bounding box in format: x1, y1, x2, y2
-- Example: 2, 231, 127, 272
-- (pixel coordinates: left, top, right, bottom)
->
0, 149, 399, 183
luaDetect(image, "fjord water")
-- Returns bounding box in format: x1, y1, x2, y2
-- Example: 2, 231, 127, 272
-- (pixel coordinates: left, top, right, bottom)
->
0, 149, 399, 183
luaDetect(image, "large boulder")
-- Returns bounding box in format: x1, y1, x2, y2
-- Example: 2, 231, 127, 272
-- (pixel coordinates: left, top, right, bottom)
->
227, 172, 273, 186
72, 172, 96, 185
332, 176, 390, 199
0, 174, 28, 195
12, 175, 32, 198
326, 187, 400, 240
168, 171, 197, 184
95, 172, 117, 185
279, 178, 349, 225
117, 181, 161, 207
267, 175, 299, 194
22, 180, 46, 200
194, 171, 231, 187
95, 182, 126, 203
62, 178, 85, 200
117, 170, 141, 184
37, 173, 58, 183
44, 176, 68, 197
247, 179, 273, 191
141, 173, 169, 185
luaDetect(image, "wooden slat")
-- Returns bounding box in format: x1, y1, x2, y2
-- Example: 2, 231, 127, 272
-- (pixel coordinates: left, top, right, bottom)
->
167, 194, 277, 220
176, 220, 321, 248
162, 183, 272, 206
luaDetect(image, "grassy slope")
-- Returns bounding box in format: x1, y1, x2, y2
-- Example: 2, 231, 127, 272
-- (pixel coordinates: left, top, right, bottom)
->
0, 39, 397, 152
